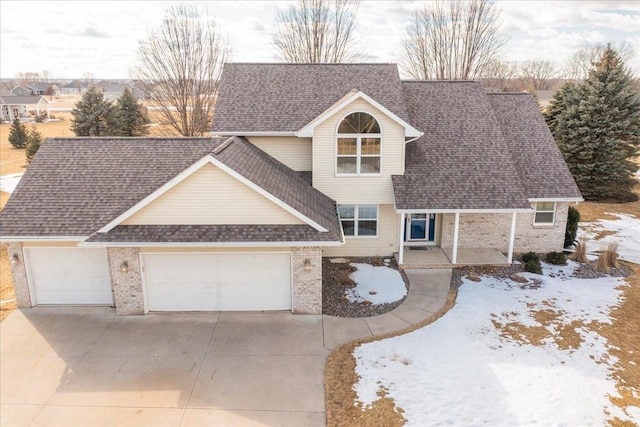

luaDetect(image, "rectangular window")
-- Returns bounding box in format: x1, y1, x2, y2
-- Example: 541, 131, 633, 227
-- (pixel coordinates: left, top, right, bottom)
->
336, 137, 380, 175
338, 204, 378, 237
534, 202, 556, 225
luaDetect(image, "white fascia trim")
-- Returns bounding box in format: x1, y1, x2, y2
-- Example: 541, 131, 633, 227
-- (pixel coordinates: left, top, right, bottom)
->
208, 156, 328, 232
0, 236, 87, 242
528, 197, 584, 203
79, 240, 343, 248
98, 155, 328, 233
213, 131, 297, 137
296, 91, 423, 138
395, 208, 533, 214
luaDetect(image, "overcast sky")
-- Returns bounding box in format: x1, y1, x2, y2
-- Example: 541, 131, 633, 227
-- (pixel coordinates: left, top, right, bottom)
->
1, 1, 638, 80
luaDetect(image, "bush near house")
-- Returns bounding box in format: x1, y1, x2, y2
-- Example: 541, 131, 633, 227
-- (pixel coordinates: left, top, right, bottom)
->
564, 206, 580, 248
522, 252, 540, 264
545, 251, 566, 265
524, 259, 543, 274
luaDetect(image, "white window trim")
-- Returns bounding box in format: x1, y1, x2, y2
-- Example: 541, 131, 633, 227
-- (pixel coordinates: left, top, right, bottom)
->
338, 204, 379, 238
336, 134, 382, 176
533, 202, 556, 226
335, 111, 383, 177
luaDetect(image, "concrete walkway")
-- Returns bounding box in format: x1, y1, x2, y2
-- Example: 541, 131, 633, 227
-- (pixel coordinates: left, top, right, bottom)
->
322, 269, 452, 349
0, 269, 452, 427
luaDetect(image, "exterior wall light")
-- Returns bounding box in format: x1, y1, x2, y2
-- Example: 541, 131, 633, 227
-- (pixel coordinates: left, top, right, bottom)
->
10, 253, 19, 265
120, 261, 129, 273
303, 258, 312, 272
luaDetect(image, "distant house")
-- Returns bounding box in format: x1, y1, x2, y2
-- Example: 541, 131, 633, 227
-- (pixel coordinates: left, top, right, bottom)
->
535, 90, 556, 111
0, 95, 49, 122
11, 83, 60, 97
61, 80, 89, 95
94, 82, 144, 101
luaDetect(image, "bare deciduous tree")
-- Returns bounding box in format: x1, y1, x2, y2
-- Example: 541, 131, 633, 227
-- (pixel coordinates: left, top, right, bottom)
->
133, 4, 231, 136
564, 41, 636, 80
519, 60, 557, 91
273, 0, 360, 63
481, 60, 518, 91
402, 0, 507, 80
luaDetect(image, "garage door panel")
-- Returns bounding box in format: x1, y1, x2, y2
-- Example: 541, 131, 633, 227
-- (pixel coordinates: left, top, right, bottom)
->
26, 248, 112, 305
143, 253, 291, 311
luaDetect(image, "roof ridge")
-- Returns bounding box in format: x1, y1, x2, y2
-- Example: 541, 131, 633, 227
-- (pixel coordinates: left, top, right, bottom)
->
212, 136, 236, 154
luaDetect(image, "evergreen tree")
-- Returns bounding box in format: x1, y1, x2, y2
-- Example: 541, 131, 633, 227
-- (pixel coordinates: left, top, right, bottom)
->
545, 45, 640, 201
112, 88, 150, 136
8, 118, 28, 149
71, 86, 115, 136
25, 128, 43, 164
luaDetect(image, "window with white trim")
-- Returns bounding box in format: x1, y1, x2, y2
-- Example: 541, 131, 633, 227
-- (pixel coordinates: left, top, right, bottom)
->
338, 204, 378, 237
534, 202, 556, 225
336, 112, 381, 175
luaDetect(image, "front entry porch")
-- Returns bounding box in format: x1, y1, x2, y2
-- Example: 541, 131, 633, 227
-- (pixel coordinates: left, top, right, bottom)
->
397, 246, 510, 269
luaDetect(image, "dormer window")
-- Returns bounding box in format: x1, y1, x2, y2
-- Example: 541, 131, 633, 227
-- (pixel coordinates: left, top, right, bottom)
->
336, 112, 381, 175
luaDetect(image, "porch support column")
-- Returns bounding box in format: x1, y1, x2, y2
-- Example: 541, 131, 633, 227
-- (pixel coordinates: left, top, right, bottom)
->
507, 211, 517, 263
452, 212, 460, 264
399, 212, 406, 265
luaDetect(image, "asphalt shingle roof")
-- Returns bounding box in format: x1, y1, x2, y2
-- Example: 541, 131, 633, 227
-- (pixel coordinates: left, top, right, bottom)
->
212, 63, 409, 133
488, 93, 582, 200
0, 137, 342, 243
1, 138, 217, 237
85, 224, 339, 243
393, 81, 532, 211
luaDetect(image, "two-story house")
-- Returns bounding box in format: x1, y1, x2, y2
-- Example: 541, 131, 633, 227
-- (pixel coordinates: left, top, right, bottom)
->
0, 64, 582, 316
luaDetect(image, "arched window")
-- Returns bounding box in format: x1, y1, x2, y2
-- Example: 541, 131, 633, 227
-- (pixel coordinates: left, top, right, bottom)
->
336, 112, 381, 175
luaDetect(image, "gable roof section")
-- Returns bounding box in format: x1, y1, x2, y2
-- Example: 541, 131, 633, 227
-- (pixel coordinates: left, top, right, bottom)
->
212, 63, 410, 134
211, 136, 340, 237
0, 137, 342, 244
0, 138, 217, 238
393, 81, 531, 211
488, 93, 582, 201
297, 90, 422, 138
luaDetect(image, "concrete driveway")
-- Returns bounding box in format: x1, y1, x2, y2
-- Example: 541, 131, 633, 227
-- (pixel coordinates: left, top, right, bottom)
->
0, 269, 451, 427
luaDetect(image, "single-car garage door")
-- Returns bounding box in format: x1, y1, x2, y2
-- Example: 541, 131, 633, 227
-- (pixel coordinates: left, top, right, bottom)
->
25, 247, 113, 305
142, 252, 292, 311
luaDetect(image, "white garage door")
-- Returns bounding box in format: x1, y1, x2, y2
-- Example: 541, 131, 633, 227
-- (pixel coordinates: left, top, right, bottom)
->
142, 253, 292, 311
25, 248, 113, 305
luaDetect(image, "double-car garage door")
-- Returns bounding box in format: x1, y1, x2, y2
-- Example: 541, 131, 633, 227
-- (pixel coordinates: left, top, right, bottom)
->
24, 248, 292, 311
142, 253, 292, 311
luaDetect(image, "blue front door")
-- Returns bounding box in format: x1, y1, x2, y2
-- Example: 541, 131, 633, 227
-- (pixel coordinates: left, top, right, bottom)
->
407, 213, 436, 243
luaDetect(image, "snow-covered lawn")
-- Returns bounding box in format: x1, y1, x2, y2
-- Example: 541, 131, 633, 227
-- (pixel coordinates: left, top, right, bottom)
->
579, 212, 640, 264
346, 262, 407, 305
0, 173, 23, 194
352, 261, 638, 425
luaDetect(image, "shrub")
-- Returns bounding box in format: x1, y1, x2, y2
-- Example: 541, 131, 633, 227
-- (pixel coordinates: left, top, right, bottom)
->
595, 252, 609, 273
25, 128, 43, 164
8, 118, 28, 148
564, 206, 580, 247
524, 259, 542, 274
522, 252, 540, 264
545, 251, 566, 265
595, 243, 620, 273
604, 243, 619, 270
571, 238, 588, 263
